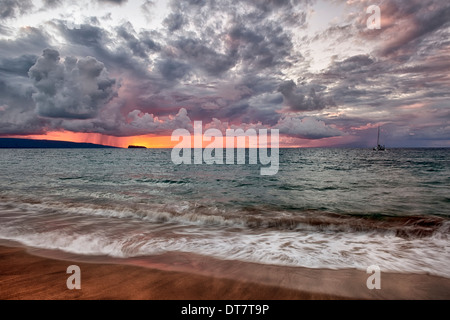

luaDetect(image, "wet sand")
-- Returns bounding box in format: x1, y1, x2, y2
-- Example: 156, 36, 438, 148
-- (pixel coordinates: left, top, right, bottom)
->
1, 244, 449, 300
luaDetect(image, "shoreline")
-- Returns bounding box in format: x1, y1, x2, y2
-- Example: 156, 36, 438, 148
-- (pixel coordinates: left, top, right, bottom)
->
0, 244, 343, 300
1, 242, 449, 300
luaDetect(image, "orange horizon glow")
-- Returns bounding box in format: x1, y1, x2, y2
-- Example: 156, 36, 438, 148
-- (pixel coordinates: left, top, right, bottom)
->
5, 130, 351, 148
7, 131, 175, 148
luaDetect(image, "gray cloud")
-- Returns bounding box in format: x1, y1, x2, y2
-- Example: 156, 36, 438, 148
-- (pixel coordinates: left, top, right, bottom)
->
116, 23, 161, 58
0, 27, 51, 57
29, 49, 117, 119
120, 107, 193, 136
156, 58, 191, 81
378, 2, 450, 58
0, 29, 53, 135
227, 21, 294, 70
0, 78, 48, 135
42, 0, 63, 9
163, 13, 185, 32
60, 23, 106, 48
275, 115, 345, 139
173, 37, 236, 76
0, 0, 33, 20
0, 24, 12, 35
98, 0, 128, 4
278, 80, 335, 112
54, 20, 164, 81
0, 54, 38, 77
0, 0, 448, 147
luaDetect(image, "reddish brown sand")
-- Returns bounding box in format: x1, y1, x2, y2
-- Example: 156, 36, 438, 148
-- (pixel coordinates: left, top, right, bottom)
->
0, 245, 449, 300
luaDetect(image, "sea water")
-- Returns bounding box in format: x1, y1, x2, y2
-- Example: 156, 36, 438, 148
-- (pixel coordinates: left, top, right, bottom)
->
0, 148, 448, 277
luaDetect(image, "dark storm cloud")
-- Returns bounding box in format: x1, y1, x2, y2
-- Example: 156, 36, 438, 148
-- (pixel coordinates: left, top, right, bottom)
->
0, 27, 54, 135
327, 55, 375, 74
0, 0, 448, 147
133, 0, 302, 130
239, 74, 280, 96
0, 78, 49, 135
242, 93, 284, 126
163, 13, 185, 32
139, 31, 161, 52
247, 0, 293, 11
98, 0, 128, 4
173, 37, 236, 76
0, 0, 33, 20
278, 80, 335, 112
313, 0, 450, 113
28, 49, 117, 119
318, 54, 394, 106
213, 100, 250, 123
60, 23, 106, 48
0, 54, 38, 77
156, 58, 191, 81
377, 1, 450, 58
168, 0, 298, 70
323, 46, 450, 110
350, 0, 450, 61
0, 27, 51, 57
39, 0, 129, 9
176, 0, 206, 8
0, 0, 321, 138
116, 23, 161, 58
227, 21, 294, 70
42, 0, 63, 9
54, 20, 161, 80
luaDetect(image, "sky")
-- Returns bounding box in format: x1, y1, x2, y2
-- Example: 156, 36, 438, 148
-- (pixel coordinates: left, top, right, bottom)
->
0, 0, 449, 148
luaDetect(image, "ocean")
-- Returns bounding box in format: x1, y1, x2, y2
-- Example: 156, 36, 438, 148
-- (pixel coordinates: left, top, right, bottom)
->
0, 148, 449, 278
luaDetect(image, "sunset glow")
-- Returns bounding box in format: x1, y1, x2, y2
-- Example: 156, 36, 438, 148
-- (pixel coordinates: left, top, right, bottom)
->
10, 131, 175, 148
1, 0, 449, 302
0, 0, 448, 148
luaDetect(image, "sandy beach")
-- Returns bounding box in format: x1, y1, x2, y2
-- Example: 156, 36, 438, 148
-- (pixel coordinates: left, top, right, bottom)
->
1, 243, 449, 300
0, 244, 339, 300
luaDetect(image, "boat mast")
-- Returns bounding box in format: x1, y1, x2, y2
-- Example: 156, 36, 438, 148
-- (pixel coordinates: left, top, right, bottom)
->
377, 126, 380, 146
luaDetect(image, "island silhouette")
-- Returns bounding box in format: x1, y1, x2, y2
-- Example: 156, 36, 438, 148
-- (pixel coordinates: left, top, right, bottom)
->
0, 138, 117, 149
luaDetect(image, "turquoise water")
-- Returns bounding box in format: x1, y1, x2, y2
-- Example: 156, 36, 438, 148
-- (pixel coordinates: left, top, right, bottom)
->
0, 148, 449, 277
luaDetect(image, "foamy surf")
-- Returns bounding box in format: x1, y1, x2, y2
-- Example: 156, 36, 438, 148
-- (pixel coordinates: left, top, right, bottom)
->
0, 199, 449, 278
1, 149, 449, 279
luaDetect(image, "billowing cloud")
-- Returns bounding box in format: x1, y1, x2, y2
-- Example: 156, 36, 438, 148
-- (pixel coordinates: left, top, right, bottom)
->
0, 0, 33, 20
278, 80, 335, 112
116, 22, 161, 58
156, 58, 191, 81
122, 107, 193, 135
376, 1, 450, 58
173, 37, 237, 76
163, 13, 184, 32
0, 54, 38, 77
0, 78, 48, 135
0, 0, 448, 147
29, 49, 117, 119
275, 116, 345, 139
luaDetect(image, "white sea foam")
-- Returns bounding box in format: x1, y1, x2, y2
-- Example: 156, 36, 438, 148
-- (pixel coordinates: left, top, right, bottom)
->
1, 148, 449, 279
1, 220, 449, 278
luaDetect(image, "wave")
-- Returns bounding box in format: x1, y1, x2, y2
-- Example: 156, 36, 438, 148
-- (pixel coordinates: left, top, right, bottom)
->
0, 196, 449, 278
1, 215, 449, 278
0, 195, 448, 240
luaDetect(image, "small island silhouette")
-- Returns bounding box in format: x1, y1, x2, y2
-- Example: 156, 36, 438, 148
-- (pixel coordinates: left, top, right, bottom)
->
128, 145, 147, 149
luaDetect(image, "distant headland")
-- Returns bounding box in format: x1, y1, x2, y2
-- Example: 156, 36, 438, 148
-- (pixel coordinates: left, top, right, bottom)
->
127, 145, 147, 149
0, 138, 117, 149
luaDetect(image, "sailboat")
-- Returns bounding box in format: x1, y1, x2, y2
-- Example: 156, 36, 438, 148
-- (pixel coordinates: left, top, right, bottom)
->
373, 126, 386, 151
